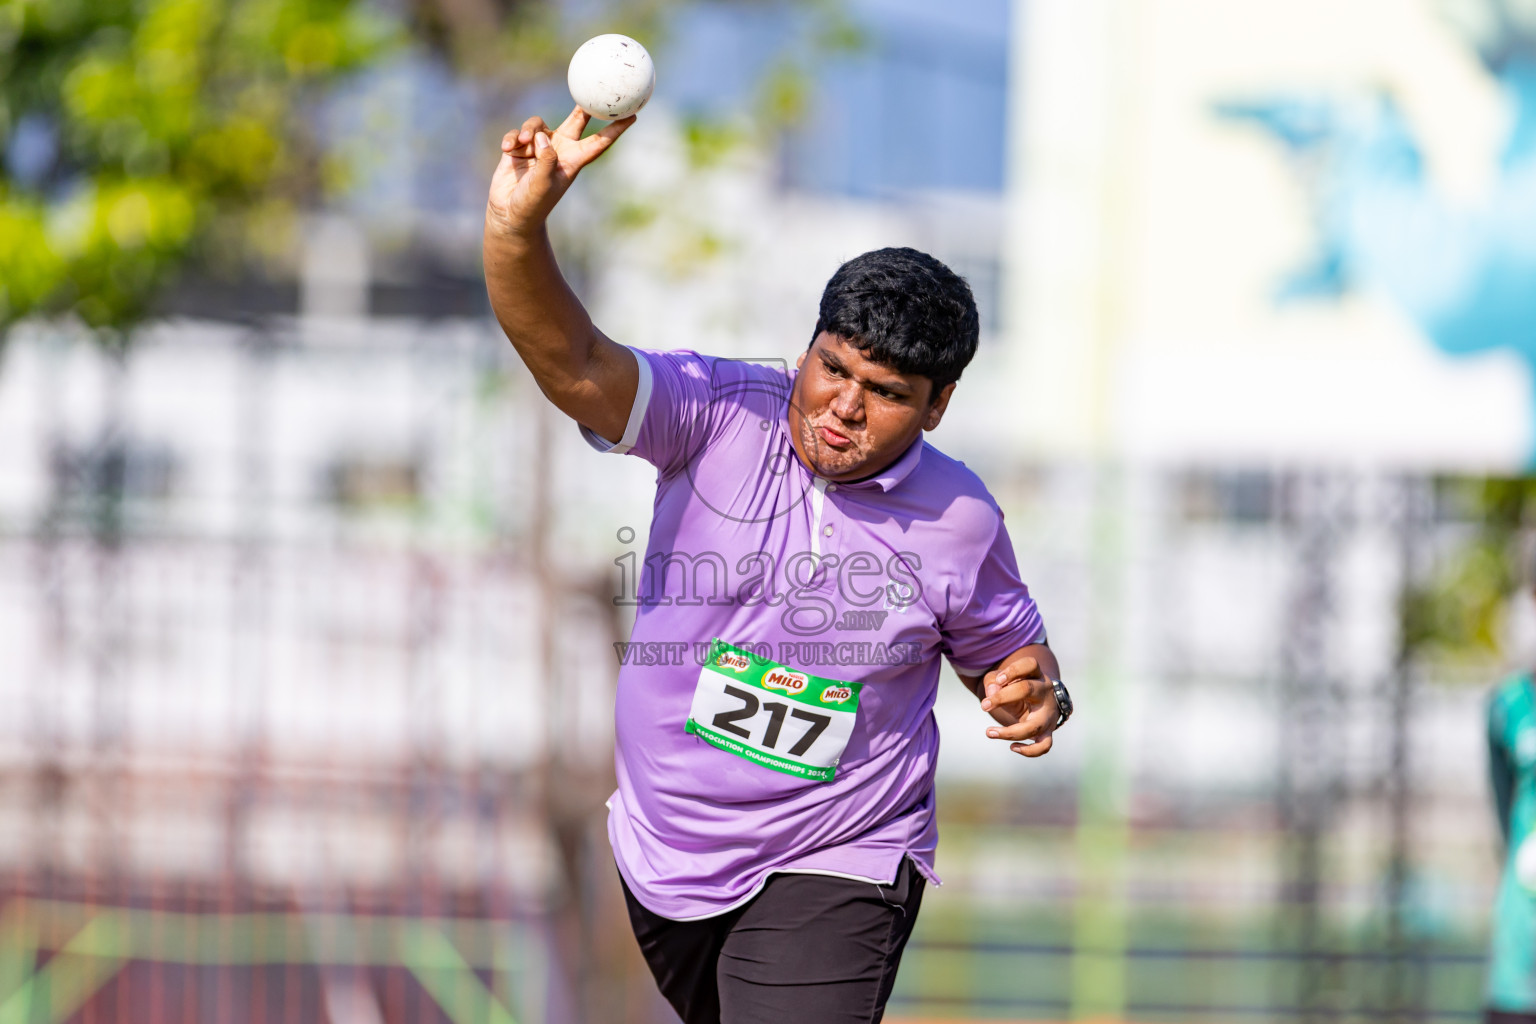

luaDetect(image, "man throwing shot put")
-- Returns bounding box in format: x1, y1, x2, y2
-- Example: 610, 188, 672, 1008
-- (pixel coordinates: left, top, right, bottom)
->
484, 106, 1071, 1024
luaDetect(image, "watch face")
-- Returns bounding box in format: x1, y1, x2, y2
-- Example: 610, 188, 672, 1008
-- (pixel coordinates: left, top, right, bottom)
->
1052, 679, 1072, 722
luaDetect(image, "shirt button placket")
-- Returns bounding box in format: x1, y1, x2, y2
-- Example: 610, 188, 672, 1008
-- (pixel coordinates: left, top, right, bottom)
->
821, 483, 838, 548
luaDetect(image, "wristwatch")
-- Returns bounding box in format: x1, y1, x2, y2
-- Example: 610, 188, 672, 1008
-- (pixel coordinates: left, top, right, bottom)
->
1049, 677, 1073, 729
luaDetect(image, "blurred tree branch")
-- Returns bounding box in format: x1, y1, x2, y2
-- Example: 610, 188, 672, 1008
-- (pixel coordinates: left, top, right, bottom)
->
1402, 476, 1536, 676
0, 0, 855, 344
0, 0, 400, 337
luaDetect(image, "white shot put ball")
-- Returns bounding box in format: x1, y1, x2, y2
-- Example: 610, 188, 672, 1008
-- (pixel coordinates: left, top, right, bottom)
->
568, 34, 655, 121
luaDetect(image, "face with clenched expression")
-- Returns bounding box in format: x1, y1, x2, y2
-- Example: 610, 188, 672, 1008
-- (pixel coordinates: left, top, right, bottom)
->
787, 332, 955, 482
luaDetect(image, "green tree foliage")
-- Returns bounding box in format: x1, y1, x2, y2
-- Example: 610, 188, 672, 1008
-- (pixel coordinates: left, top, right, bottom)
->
0, 0, 397, 334
1, 0, 854, 339
1403, 476, 1536, 674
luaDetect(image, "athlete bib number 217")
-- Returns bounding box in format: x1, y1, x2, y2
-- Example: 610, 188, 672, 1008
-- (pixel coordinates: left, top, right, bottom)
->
685, 639, 862, 782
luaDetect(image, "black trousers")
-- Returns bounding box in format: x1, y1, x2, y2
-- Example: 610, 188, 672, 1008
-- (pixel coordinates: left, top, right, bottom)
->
620, 858, 926, 1024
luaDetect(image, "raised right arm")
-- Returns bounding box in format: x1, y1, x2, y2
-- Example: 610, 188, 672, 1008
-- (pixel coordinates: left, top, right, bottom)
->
483, 108, 638, 444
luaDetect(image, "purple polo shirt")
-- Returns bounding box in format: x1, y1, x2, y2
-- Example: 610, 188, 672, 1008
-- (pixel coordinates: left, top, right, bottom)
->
583, 348, 1045, 920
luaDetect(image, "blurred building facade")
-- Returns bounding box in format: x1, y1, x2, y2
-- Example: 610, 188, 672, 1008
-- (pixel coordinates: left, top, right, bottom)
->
0, 0, 1529, 1021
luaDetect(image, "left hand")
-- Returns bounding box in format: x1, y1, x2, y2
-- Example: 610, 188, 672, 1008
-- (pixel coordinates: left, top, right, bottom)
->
979, 653, 1059, 758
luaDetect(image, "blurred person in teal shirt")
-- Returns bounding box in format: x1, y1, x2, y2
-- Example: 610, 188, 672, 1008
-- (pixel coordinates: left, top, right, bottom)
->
1487, 666, 1536, 1021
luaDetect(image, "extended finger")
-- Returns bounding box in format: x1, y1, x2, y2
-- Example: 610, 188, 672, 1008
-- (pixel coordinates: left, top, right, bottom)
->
985, 704, 1055, 743
1012, 734, 1053, 758
979, 677, 1046, 714
556, 105, 591, 141
985, 656, 1039, 697
556, 113, 636, 177
583, 114, 635, 151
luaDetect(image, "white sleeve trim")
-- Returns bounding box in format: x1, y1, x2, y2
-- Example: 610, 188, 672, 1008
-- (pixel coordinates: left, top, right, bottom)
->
579, 348, 653, 455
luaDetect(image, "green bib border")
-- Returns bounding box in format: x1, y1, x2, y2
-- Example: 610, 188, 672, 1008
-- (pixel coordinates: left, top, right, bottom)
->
684, 719, 837, 782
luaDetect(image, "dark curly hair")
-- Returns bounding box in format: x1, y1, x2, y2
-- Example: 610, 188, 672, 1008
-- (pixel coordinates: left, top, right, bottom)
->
812, 247, 980, 401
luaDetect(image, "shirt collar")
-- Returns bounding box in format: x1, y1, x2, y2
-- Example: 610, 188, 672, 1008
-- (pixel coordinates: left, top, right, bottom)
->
838, 435, 924, 492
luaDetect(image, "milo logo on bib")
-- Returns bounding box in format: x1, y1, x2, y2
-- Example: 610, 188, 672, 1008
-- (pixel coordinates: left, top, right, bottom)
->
716, 650, 752, 672
685, 639, 863, 782
762, 668, 808, 695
